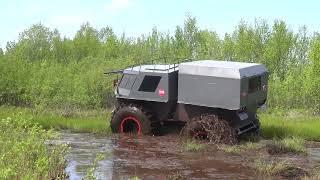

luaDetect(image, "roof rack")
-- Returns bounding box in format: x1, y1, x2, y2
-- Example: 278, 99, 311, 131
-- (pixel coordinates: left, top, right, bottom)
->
145, 64, 179, 71
104, 70, 123, 75
105, 57, 194, 75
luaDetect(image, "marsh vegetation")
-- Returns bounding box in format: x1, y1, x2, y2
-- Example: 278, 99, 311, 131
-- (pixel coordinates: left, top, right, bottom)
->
1, 15, 320, 179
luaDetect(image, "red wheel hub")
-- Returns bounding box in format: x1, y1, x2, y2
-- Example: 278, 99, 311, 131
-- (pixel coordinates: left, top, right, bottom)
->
120, 116, 142, 135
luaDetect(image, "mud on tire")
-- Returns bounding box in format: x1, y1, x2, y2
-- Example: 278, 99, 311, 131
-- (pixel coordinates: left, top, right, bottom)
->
182, 113, 238, 145
111, 105, 152, 135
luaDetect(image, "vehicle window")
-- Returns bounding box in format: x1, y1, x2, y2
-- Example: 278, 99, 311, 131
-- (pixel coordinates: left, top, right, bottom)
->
248, 76, 261, 93
119, 75, 129, 88
138, 76, 161, 92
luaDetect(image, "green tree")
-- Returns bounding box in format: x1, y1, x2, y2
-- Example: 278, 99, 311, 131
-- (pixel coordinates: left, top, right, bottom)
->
0, 17, 319, 111
252, 19, 270, 63
73, 23, 100, 60
293, 26, 310, 65
264, 20, 295, 79
132, 35, 148, 62
5, 41, 16, 55
197, 30, 221, 59
117, 33, 131, 58
51, 29, 67, 63
173, 25, 187, 58
233, 20, 270, 63
222, 33, 235, 60
183, 15, 199, 58
147, 27, 160, 58
0, 48, 3, 58
13, 23, 54, 61
233, 21, 255, 61
159, 32, 174, 60
306, 35, 320, 111
99, 26, 119, 58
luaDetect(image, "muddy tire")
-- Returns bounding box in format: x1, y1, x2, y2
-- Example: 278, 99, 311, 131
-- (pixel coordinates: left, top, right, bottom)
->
111, 105, 152, 135
182, 113, 238, 145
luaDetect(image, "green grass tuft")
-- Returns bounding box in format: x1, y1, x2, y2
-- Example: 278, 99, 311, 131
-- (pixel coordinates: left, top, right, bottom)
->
253, 159, 288, 176
2, 106, 320, 141
266, 137, 307, 154
218, 142, 262, 154
182, 140, 206, 152
0, 106, 111, 134
85, 153, 105, 180
260, 110, 320, 141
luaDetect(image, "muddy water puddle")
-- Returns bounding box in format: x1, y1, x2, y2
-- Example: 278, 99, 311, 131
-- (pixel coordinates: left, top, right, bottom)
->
51, 131, 320, 180
309, 148, 320, 161
52, 131, 320, 180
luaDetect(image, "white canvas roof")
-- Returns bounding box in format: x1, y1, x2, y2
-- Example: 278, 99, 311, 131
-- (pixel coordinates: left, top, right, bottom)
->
179, 60, 267, 79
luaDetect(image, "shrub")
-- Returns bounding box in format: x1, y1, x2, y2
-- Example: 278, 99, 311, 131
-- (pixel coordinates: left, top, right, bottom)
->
0, 116, 67, 179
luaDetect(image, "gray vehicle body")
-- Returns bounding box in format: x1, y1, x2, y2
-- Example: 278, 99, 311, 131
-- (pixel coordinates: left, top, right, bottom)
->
178, 60, 268, 111
117, 64, 178, 103
114, 60, 268, 134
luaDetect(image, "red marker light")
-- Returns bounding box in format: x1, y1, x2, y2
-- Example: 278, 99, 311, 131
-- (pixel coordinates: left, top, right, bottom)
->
158, 89, 165, 96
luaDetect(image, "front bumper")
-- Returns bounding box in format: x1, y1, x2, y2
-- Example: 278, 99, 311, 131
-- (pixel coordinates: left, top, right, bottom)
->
234, 112, 259, 135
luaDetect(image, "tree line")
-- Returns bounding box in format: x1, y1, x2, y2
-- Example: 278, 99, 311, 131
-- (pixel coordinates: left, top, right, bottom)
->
0, 16, 319, 112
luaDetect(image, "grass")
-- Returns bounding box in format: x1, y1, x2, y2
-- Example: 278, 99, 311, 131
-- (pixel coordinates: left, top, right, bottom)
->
218, 137, 306, 155
129, 177, 141, 180
266, 137, 307, 154
260, 109, 320, 141
304, 166, 320, 180
253, 159, 288, 176
1, 106, 320, 140
0, 116, 68, 179
85, 153, 105, 180
218, 142, 262, 154
0, 106, 111, 134
182, 140, 206, 152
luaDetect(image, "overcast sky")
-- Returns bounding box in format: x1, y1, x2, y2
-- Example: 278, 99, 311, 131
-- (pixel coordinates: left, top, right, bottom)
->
1, 0, 320, 49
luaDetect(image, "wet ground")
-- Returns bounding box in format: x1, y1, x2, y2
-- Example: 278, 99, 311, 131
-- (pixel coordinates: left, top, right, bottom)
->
51, 130, 320, 180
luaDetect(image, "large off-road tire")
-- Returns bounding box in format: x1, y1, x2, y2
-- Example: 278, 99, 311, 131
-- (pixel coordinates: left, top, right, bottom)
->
111, 105, 152, 135
182, 113, 238, 145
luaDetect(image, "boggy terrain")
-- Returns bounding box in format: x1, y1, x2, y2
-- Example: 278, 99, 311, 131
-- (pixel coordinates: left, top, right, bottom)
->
52, 125, 320, 180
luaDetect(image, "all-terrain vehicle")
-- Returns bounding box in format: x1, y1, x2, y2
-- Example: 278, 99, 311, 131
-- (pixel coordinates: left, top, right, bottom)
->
107, 60, 268, 142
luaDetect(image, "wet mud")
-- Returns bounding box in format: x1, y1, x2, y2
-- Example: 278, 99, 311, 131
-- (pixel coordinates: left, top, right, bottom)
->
50, 128, 320, 180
